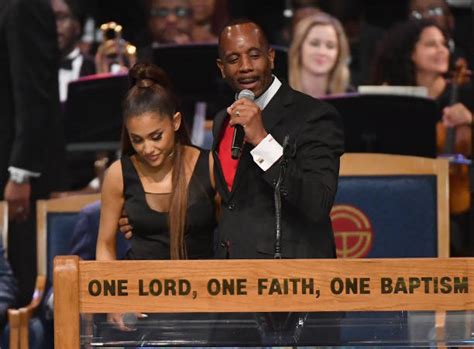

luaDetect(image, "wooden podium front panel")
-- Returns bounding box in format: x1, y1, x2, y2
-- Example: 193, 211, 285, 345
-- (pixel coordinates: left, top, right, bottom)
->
73, 258, 473, 313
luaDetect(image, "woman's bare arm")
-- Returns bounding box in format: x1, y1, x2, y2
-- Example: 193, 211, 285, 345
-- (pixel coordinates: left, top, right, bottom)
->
96, 160, 124, 261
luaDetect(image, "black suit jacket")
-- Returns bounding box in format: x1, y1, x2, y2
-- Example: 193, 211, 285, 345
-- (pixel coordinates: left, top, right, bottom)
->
0, 0, 63, 197
212, 83, 344, 259
79, 54, 96, 77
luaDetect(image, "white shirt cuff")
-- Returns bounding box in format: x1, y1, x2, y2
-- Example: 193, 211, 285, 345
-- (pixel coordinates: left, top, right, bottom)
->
8, 167, 41, 178
250, 134, 283, 171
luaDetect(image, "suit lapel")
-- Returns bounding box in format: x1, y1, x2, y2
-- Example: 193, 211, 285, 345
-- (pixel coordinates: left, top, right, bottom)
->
212, 110, 227, 151
212, 110, 232, 202
262, 84, 293, 132
228, 142, 252, 198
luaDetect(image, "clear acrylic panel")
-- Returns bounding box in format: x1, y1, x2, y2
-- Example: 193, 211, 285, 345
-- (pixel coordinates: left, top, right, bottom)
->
79, 310, 474, 347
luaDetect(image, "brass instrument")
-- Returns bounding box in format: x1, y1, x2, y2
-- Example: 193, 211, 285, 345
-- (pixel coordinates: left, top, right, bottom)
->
95, 21, 137, 74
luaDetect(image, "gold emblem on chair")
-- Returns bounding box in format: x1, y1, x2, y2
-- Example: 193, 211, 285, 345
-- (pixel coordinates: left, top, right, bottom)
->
331, 205, 373, 258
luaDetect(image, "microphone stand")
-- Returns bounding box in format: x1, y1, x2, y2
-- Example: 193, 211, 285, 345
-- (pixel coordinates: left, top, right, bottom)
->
258, 136, 289, 344
274, 135, 290, 259
272, 135, 307, 345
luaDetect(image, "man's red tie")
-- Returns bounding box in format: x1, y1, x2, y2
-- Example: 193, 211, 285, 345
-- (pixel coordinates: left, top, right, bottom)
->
218, 118, 240, 191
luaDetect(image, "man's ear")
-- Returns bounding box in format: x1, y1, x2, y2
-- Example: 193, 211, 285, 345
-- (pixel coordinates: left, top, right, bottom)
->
268, 47, 275, 70
172, 112, 182, 131
216, 58, 225, 78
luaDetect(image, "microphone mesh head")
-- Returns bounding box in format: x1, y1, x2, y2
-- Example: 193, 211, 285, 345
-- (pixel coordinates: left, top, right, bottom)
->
238, 89, 255, 101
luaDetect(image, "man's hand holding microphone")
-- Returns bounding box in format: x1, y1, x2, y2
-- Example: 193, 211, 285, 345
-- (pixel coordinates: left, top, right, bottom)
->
228, 89, 268, 159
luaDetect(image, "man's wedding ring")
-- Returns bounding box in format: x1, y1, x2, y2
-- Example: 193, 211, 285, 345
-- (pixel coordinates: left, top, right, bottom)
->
236, 110, 240, 117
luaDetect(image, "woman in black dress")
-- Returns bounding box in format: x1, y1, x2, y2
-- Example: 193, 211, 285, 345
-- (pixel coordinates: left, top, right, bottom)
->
96, 63, 217, 331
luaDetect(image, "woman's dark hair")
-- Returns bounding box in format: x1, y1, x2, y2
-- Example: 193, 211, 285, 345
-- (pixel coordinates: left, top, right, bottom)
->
371, 19, 447, 86
121, 62, 190, 259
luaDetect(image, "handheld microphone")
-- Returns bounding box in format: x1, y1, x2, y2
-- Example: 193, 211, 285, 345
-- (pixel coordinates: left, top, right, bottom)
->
231, 89, 255, 159
122, 313, 138, 329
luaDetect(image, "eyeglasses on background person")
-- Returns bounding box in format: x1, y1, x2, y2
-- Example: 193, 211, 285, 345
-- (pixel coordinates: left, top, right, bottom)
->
150, 7, 193, 18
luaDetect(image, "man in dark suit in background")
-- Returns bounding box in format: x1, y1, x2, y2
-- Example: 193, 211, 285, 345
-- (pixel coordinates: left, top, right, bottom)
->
0, 0, 63, 306
213, 19, 344, 259
51, 0, 98, 193
52, 0, 96, 103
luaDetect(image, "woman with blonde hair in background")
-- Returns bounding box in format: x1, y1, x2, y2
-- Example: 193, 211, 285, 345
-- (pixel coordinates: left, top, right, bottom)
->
289, 12, 351, 98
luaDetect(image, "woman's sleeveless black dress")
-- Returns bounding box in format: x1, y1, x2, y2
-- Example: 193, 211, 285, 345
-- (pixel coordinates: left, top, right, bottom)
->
121, 149, 216, 260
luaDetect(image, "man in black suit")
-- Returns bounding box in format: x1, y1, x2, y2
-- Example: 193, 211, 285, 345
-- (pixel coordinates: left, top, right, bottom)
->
213, 19, 344, 259
51, 0, 98, 193
52, 0, 96, 103
0, 0, 63, 305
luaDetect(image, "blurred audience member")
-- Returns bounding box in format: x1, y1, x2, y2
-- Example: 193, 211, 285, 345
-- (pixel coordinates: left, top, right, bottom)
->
409, 0, 453, 37
51, 0, 96, 102
51, 0, 101, 197
78, 16, 96, 56
274, 0, 321, 46
190, 0, 229, 43
289, 12, 351, 98
0, 0, 64, 306
291, 4, 321, 31
139, 0, 195, 62
69, 201, 130, 260
148, 0, 194, 44
372, 19, 473, 256
372, 19, 469, 101
325, 0, 384, 86
190, 0, 214, 42
372, 19, 472, 133
408, 0, 467, 65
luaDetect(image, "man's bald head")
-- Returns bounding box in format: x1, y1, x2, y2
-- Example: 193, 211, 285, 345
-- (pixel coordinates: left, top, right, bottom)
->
216, 20, 275, 97
218, 20, 270, 59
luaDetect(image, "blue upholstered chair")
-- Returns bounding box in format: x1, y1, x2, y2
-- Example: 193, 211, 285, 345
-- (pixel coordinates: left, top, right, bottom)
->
333, 153, 449, 259
332, 153, 450, 345
18, 194, 100, 349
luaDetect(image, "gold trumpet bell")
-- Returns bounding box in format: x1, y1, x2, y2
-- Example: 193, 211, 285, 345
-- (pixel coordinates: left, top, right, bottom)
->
96, 21, 137, 74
